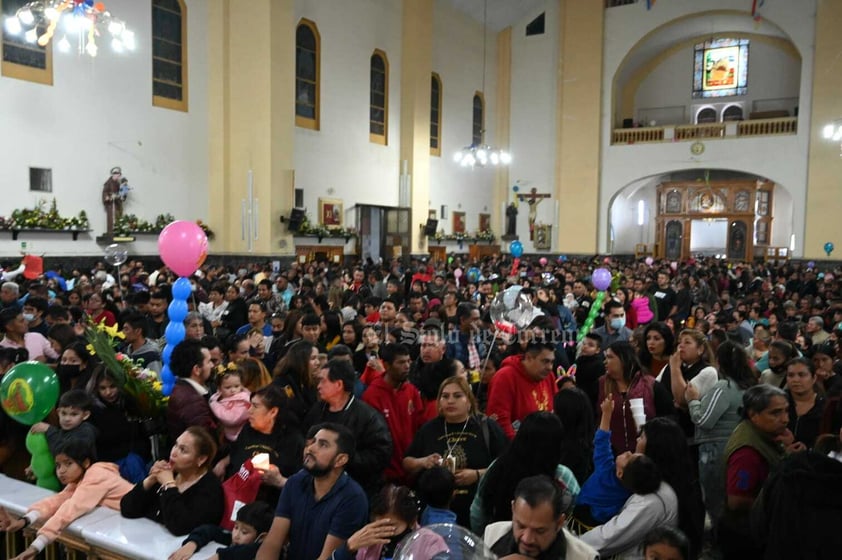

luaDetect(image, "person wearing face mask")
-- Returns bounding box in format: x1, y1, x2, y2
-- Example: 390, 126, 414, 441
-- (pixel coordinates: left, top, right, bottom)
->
56, 341, 95, 393
759, 340, 799, 388
592, 301, 633, 347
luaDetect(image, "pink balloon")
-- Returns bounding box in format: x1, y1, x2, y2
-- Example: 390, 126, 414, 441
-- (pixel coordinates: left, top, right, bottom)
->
603, 257, 611, 264
539, 257, 548, 266
645, 256, 654, 266
158, 221, 208, 277
453, 268, 463, 278
670, 261, 678, 271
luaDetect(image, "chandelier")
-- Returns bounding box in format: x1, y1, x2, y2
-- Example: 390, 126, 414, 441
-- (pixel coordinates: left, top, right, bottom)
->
4, 0, 134, 58
453, 0, 511, 168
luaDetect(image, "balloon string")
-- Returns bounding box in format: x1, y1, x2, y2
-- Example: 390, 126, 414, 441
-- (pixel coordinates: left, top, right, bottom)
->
481, 329, 500, 374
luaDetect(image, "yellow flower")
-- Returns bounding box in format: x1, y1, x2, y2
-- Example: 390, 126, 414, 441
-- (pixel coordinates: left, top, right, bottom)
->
103, 322, 125, 340
86, 344, 96, 356
152, 381, 163, 392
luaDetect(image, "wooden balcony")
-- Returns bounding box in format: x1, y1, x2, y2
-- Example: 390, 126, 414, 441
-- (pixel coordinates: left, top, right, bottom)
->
612, 117, 798, 145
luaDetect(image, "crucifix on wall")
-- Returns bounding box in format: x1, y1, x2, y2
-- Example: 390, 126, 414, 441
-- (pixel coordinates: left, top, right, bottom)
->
517, 187, 551, 240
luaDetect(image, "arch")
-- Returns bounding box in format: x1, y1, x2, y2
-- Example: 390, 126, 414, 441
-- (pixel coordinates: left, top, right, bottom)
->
296, 18, 320, 130
607, 169, 795, 256
430, 72, 442, 156
611, 10, 800, 126
472, 91, 485, 146
722, 104, 744, 121
369, 49, 389, 145
695, 107, 717, 124
152, 0, 188, 112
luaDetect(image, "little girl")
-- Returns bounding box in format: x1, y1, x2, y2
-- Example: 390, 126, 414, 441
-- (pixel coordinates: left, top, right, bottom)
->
209, 369, 251, 442
0, 440, 134, 560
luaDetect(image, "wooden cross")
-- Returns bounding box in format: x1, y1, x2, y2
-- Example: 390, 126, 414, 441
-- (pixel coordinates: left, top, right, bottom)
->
517, 188, 551, 240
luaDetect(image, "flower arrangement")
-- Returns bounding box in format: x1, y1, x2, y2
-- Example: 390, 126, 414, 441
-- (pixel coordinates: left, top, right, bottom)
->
3, 198, 89, 231
296, 213, 357, 240
196, 220, 215, 240
85, 320, 168, 417
430, 229, 496, 243
114, 214, 158, 235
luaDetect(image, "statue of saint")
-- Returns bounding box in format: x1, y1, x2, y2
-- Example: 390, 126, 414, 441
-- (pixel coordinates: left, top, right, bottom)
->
102, 166, 128, 233
505, 203, 518, 238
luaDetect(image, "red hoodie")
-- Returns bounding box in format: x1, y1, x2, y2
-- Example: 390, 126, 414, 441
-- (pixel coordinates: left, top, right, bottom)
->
363, 374, 424, 483
486, 354, 558, 439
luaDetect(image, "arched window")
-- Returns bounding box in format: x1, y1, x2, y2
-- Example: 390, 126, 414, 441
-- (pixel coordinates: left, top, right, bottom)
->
1, 0, 53, 85
696, 107, 716, 124
296, 19, 320, 130
722, 105, 743, 121
472, 92, 485, 146
152, 0, 188, 111
430, 73, 442, 156
370, 49, 388, 144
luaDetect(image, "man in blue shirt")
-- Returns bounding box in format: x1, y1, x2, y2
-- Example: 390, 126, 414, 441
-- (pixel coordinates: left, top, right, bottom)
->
257, 423, 368, 560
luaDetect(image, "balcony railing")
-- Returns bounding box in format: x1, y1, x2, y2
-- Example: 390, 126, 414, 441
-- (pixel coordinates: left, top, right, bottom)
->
612, 117, 798, 145
606, 0, 637, 7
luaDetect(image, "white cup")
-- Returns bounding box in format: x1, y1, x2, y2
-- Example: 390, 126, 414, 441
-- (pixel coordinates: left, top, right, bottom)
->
633, 413, 646, 429
629, 398, 644, 408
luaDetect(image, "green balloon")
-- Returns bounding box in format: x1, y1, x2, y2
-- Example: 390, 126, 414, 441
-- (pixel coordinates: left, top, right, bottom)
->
26, 432, 60, 491
584, 317, 595, 329
0, 361, 60, 425
594, 291, 606, 305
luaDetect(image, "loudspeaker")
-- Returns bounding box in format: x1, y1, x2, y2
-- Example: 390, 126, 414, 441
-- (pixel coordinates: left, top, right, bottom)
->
423, 218, 438, 236
287, 208, 306, 232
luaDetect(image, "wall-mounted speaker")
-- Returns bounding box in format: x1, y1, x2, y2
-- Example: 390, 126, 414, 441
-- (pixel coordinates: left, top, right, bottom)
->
287, 208, 306, 232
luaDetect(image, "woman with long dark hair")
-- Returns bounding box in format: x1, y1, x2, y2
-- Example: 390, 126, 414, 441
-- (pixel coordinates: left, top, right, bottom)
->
599, 342, 674, 454
638, 322, 675, 377
271, 340, 319, 424
553, 388, 595, 485
470, 411, 580, 535
636, 417, 705, 559
685, 340, 755, 533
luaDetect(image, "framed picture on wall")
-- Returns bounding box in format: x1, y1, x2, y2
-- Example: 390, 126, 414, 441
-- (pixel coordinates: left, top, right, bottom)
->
534, 224, 552, 250
479, 213, 490, 232
319, 198, 343, 226
452, 211, 466, 233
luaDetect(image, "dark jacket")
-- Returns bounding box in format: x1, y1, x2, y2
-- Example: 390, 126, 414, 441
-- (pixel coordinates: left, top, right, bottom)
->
120, 471, 224, 536
302, 395, 392, 495
166, 380, 217, 444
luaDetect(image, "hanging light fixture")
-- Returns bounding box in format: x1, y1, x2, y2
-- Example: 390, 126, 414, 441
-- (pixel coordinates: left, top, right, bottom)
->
453, 0, 511, 168
4, 0, 133, 58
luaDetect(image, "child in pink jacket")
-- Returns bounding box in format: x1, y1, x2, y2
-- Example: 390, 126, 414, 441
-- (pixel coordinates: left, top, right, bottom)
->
0, 440, 133, 559
209, 369, 251, 442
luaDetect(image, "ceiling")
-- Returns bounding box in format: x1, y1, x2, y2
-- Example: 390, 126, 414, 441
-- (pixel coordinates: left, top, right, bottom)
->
441, 0, 547, 32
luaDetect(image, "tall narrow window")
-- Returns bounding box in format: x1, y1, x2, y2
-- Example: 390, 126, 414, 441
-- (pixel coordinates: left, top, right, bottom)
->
370, 49, 388, 144
430, 73, 442, 156
296, 19, 320, 130
472, 92, 485, 146
152, 0, 188, 111
1, 0, 52, 85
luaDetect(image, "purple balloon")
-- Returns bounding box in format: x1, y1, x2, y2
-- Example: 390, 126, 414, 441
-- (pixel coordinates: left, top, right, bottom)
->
592, 267, 612, 291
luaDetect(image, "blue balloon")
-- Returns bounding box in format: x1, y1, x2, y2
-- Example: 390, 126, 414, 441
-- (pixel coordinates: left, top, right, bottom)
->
510, 240, 524, 258
825, 242, 835, 256
160, 364, 174, 396
162, 343, 174, 364
165, 321, 186, 346
172, 277, 192, 301
168, 299, 188, 323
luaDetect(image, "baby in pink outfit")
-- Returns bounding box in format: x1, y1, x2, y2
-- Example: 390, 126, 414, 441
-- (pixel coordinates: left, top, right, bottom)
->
209, 370, 251, 442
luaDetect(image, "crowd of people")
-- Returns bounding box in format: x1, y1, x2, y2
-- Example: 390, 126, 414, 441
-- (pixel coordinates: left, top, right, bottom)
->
1, 252, 842, 559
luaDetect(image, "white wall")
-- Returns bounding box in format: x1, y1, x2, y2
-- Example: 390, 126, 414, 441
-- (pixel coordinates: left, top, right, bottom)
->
608, 177, 658, 254
635, 40, 801, 125
601, 0, 816, 256
292, 0, 404, 230
507, 0, 558, 251
0, 0, 209, 257
428, 0, 498, 236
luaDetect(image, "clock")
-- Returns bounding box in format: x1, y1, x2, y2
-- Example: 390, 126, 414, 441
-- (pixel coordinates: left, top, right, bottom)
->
690, 141, 705, 156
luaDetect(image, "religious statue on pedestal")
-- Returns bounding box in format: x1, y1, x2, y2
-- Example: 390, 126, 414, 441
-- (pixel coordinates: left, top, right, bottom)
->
102, 166, 131, 233
504, 203, 518, 239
